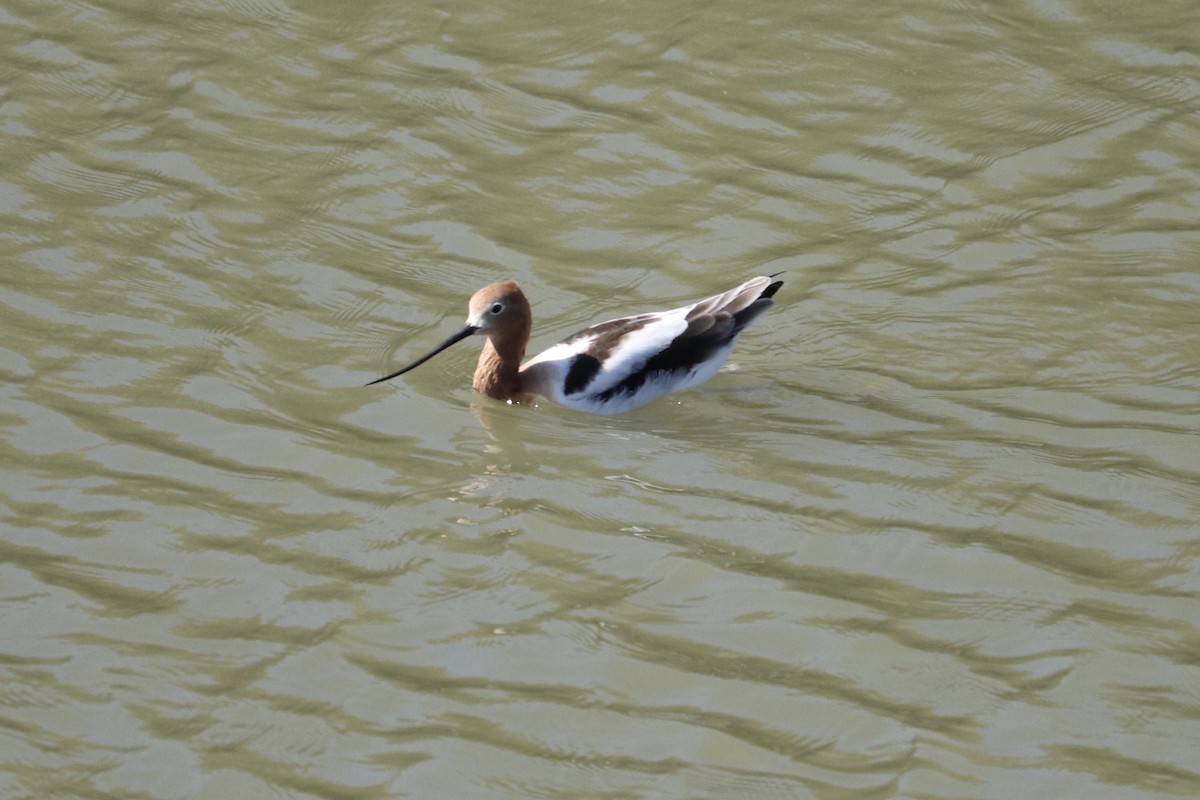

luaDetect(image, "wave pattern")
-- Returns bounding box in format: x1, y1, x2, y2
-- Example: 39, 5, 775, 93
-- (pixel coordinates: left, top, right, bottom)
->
2, 0, 1198, 797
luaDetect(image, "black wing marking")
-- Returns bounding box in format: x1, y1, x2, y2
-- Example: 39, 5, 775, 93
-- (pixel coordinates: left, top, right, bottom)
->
592, 278, 782, 403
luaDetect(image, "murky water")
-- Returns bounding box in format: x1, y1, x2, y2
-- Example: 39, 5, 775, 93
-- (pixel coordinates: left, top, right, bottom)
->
3, 0, 1199, 797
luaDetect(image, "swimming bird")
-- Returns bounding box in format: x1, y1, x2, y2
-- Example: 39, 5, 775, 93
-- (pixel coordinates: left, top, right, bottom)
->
367, 275, 782, 414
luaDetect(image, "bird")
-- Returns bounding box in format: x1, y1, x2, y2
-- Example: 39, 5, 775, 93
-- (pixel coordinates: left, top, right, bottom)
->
366, 275, 782, 414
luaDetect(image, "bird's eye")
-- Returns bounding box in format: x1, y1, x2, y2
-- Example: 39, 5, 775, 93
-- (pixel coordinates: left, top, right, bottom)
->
489, 302, 503, 315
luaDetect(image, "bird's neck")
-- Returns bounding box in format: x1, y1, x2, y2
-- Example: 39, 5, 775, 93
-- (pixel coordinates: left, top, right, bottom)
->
473, 337, 524, 400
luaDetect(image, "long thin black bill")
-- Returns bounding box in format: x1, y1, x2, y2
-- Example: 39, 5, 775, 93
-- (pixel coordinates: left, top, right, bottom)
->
365, 324, 479, 386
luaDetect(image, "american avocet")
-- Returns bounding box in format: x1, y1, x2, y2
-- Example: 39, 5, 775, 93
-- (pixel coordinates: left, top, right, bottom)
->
367, 275, 782, 414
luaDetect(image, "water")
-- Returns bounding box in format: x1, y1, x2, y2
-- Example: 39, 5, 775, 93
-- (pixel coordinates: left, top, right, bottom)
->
2, 0, 1199, 797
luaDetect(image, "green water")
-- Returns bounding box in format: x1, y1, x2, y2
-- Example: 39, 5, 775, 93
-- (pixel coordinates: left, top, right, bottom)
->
2, 0, 1198, 797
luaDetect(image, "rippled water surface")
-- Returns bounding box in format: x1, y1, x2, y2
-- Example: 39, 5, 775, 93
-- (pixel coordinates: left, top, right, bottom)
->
3, 0, 1199, 797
